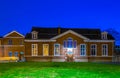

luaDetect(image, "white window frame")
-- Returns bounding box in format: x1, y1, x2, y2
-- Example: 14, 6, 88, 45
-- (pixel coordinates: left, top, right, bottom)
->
14, 51, 18, 57
73, 40, 77, 49
54, 44, 60, 56
90, 44, 97, 56
32, 31, 38, 39
31, 44, 38, 56
102, 44, 108, 56
63, 40, 67, 48
43, 44, 49, 56
101, 33, 107, 40
80, 44, 86, 56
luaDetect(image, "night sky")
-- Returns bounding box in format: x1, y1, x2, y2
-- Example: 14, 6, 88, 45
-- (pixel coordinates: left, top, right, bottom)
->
0, 0, 120, 36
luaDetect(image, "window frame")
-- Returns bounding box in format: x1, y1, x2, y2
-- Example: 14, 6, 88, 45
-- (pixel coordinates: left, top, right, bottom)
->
31, 44, 38, 56
54, 43, 60, 56
14, 52, 18, 57
80, 44, 86, 56
8, 39, 12, 45
8, 51, 12, 57
90, 44, 97, 56
102, 44, 108, 56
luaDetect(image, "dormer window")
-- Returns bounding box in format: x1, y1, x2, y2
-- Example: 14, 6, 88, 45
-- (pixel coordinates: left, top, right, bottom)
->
101, 31, 108, 40
32, 31, 38, 39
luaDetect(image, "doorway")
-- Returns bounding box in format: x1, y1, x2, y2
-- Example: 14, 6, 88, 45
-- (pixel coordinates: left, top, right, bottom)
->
66, 48, 74, 62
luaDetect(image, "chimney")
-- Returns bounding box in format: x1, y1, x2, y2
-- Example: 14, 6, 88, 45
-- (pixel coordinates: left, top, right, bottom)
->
58, 25, 61, 34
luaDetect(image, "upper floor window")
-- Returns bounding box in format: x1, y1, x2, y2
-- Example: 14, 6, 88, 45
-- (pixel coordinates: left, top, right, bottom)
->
8, 39, 12, 45
20, 40, 23, 45
101, 32, 108, 40
102, 44, 108, 56
63, 37, 77, 48
32, 31, 38, 39
90, 44, 97, 56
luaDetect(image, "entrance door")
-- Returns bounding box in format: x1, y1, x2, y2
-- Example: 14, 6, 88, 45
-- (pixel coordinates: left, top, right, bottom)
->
66, 48, 74, 62
43, 44, 49, 56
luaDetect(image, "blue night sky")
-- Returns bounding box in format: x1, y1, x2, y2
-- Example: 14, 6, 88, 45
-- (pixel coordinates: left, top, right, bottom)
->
0, 0, 120, 36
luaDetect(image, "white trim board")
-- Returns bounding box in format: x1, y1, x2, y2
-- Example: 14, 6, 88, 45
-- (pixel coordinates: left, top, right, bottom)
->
84, 40, 115, 42
51, 30, 89, 40
25, 40, 56, 42
4, 31, 24, 38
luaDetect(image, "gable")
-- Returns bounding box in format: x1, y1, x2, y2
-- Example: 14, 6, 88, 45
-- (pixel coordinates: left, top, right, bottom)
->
4, 31, 24, 38
51, 30, 89, 40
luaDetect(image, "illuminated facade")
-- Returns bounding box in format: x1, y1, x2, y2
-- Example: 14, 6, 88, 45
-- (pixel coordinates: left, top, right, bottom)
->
0, 27, 115, 62
24, 27, 115, 62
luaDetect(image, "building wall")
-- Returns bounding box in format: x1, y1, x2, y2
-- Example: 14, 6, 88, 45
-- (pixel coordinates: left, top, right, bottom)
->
0, 32, 25, 60
25, 32, 114, 62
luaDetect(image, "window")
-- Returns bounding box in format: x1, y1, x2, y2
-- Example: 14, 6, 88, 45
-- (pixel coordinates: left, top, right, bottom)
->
43, 44, 49, 56
32, 31, 38, 39
67, 38, 73, 48
31, 44, 38, 56
90, 44, 97, 56
63, 37, 77, 48
63, 40, 67, 48
101, 32, 107, 39
80, 44, 86, 56
73, 40, 77, 48
102, 44, 108, 56
8, 52, 12, 57
54, 44, 60, 56
20, 40, 23, 45
8, 39, 12, 45
14, 52, 18, 57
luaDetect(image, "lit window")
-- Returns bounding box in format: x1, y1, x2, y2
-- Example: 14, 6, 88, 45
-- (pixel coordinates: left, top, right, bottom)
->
31, 44, 38, 56
14, 52, 18, 57
54, 44, 60, 56
90, 44, 97, 56
8, 52, 12, 57
80, 44, 86, 56
102, 44, 108, 56
8, 39, 12, 45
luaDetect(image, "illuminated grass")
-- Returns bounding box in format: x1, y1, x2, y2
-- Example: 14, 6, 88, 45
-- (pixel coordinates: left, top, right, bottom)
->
0, 62, 120, 78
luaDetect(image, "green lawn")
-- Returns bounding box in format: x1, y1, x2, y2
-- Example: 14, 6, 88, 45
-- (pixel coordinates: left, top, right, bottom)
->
0, 62, 120, 78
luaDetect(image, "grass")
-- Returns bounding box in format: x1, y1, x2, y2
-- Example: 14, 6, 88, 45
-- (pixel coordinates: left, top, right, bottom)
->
0, 62, 120, 78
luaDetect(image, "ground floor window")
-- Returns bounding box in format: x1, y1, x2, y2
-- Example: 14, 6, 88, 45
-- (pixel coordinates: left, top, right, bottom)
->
43, 44, 49, 56
102, 44, 108, 56
90, 44, 97, 56
31, 44, 38, 56
80, 44, 86, 56
8, 51, 12, 57
14, 52, 18, 57
54, 44, 60, 56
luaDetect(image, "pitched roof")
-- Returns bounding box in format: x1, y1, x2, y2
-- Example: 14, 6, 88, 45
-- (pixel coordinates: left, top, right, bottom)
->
25, 27, 114, 40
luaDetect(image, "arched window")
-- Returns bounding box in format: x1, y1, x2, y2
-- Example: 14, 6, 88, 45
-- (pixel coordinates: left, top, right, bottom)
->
67, 37, 73, 48
63, 37, 77, 48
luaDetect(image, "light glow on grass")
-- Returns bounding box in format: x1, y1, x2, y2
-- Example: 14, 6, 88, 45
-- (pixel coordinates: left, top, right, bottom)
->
0, 62, 120, 78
